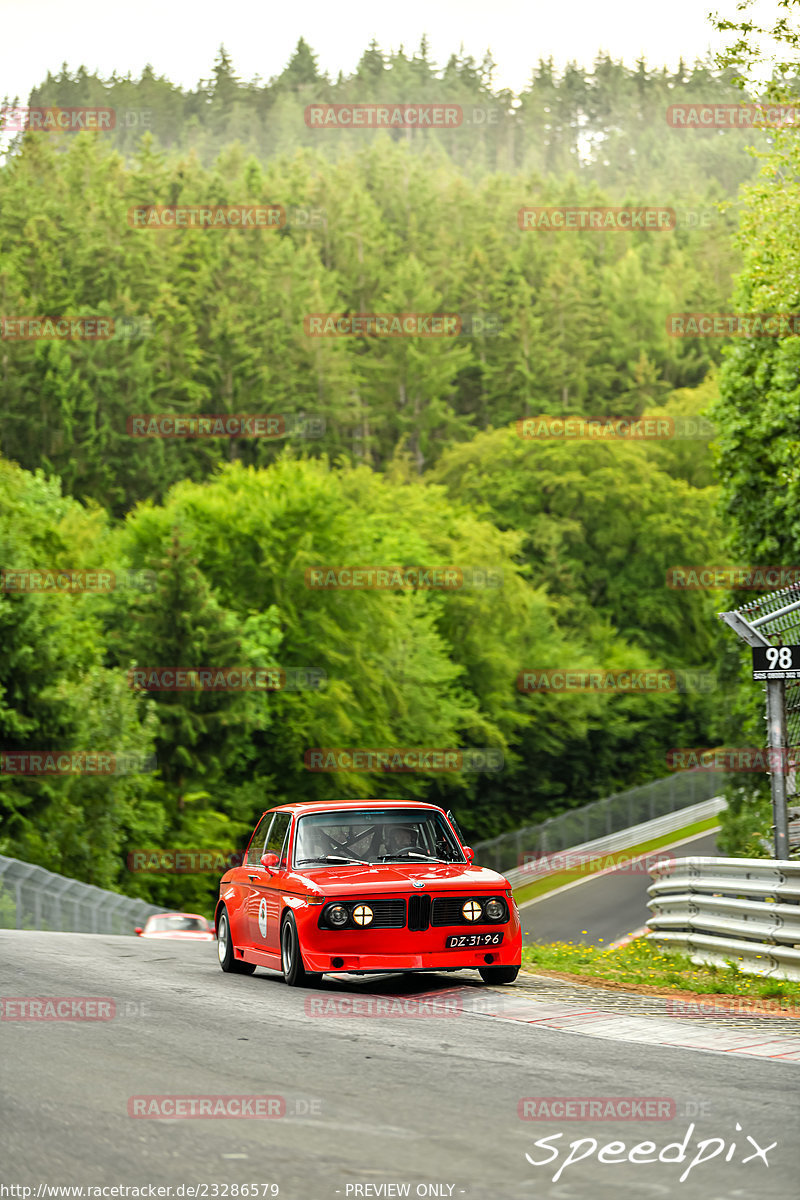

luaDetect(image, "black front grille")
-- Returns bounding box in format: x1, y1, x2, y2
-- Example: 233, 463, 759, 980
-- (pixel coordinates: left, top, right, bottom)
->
367, 899, 407, 928
407, 893, 431, 931
431, 896, 507, 926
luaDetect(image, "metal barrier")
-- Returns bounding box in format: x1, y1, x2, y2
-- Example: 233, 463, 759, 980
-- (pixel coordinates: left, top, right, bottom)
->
504, 795, 725, 890
647, 856, 800, 980
0, 854, 169, 935
474, 770, 722, 875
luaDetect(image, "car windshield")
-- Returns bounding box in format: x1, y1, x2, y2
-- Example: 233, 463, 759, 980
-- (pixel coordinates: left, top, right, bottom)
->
293, 808, 465, 866
147, 916, 206, 932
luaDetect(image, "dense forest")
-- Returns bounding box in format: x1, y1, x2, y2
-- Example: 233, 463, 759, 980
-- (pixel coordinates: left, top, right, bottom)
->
0, 40, 789, 909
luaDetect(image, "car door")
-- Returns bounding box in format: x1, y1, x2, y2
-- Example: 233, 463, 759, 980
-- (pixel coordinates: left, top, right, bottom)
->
241, 812, 275, 951
247, 811, 292, 956
264, 813, 293, 954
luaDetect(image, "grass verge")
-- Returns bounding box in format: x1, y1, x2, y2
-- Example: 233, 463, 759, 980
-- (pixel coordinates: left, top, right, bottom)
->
513, 814, 720, 906
521, 936, 800, 1008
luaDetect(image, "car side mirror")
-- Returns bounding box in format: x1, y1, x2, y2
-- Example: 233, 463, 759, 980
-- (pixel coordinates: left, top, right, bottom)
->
463, 846, 474, 863
261, 852, 279, 871
134, 927, 143, 936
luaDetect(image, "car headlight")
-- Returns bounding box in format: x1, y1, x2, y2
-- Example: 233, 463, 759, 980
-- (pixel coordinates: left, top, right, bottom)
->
484, 897, 506, 921
327, 904, 349, 927
352, 904, 374, 927
462, 899, 483, 922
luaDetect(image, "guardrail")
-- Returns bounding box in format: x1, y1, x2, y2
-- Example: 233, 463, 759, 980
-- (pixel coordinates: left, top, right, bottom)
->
474, 770, 721, 875
504, 796, 725, 890
0, 854, 169, 935
647, 856, 800, 981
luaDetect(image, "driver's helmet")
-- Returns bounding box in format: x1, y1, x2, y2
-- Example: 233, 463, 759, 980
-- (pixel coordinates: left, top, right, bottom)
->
384, 822, 419, 853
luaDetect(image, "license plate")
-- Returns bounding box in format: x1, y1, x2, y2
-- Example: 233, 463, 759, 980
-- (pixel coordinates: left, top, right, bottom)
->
446, 933, 504, 949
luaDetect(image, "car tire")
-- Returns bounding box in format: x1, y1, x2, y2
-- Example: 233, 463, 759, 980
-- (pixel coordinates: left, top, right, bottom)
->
478, 965, 520, 984
217, 907, 256, 975
280, 912, 322, 988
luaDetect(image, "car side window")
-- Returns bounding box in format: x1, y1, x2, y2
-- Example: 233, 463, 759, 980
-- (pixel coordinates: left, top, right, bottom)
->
246, 813, 274, 866
266, 812, 291, 863
278, 818, 293, 867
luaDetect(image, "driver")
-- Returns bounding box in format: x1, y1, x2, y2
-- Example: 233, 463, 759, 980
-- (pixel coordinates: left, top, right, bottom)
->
383, 823, 419, 856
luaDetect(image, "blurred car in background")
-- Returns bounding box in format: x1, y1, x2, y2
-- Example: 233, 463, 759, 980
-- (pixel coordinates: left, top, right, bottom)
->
135, 913, 215, 940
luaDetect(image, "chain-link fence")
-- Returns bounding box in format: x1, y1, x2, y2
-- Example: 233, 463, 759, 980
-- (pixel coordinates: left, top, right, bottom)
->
473, 770, 721, 875
730, 581, 800, 789
0, 854, 169, 934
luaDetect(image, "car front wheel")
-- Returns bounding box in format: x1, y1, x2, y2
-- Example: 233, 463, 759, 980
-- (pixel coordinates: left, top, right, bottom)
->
478, 964, 519, 984
280, 912, 322, 988
217, 907, 256, 975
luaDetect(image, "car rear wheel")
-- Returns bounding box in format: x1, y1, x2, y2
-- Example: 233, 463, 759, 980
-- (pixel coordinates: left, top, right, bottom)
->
478, 965, 519, 984
280, 912, 322, 988
217, 907, 256, 975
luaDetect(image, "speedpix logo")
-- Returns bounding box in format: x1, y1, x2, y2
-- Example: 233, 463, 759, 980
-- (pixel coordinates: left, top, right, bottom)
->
524, 1121, 776, 1184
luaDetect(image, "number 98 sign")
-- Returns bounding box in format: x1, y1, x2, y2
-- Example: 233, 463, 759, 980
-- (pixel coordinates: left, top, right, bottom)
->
752, 644, 800, 680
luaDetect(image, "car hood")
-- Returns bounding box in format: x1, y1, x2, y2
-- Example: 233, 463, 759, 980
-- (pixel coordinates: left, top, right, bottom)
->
285, 861, 510, 896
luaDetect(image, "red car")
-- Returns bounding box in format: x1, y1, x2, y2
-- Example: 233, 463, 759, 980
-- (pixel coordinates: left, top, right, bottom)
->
214, 800, 522, 986
135, 913, 215, 941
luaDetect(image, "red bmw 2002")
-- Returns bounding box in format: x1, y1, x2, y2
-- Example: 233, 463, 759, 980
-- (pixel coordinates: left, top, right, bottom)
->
215, 800, 522, 986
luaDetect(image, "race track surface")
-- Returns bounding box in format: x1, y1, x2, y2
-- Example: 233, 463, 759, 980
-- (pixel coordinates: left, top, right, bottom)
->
1, 929, 797, 1200
521, 830, 721, 945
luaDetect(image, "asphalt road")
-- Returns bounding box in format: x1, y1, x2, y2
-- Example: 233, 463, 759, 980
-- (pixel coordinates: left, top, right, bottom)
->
520, 830, 720, 947
1, 928, 797, 1200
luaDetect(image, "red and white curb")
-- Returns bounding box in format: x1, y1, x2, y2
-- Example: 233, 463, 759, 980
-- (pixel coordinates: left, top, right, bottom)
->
408, 983, 800, 1062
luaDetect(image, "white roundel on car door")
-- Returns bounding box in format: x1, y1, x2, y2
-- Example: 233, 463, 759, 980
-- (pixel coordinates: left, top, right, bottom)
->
258, 897, 268, 938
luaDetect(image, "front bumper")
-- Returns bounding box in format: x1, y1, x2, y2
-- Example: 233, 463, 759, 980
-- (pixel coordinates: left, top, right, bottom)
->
298, 919, 522, 974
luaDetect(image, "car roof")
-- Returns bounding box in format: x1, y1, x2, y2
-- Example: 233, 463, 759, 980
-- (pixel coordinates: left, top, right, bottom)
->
148, 912, 208, 920
264, 799, 446, 817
